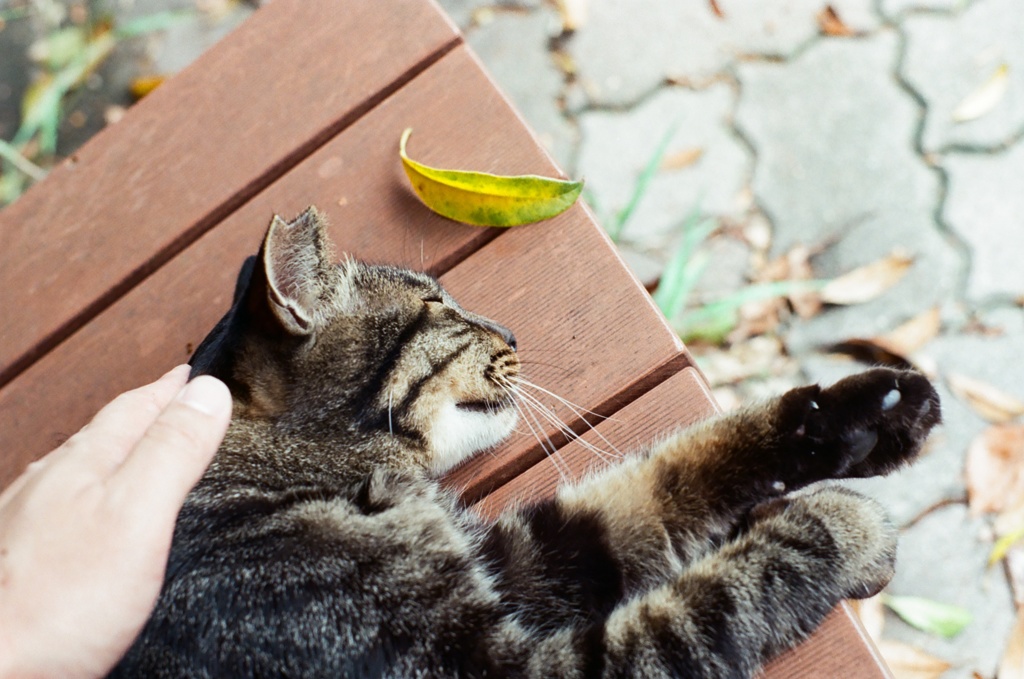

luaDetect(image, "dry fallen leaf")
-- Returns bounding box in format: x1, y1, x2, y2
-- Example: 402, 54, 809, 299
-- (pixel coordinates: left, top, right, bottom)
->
850, 594, 885, 641
817, 5, 855, 37
878, 307, 942, 356
1000, 607, 1024, 679
876, 640, 951, 679
948, 372, 1024, 423
826, 308, 940, 371
1008, 547, 1024, 608
130, 75, 165, 100
953, 63, 1010, 123
554, 0, 588, 31
758, 244, 822, 319
819, 252, 913, 305
660, 147, 704, 171
965, 423, 1024, 515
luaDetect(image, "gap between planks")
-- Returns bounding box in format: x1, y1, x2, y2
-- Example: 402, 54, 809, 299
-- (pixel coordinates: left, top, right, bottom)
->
0, 34, 463, 392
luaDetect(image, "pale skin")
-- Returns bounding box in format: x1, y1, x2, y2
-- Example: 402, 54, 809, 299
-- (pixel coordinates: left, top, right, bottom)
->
0, 365, 232, 679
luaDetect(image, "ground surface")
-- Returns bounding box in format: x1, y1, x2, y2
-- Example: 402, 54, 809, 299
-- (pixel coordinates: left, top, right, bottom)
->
2, 1, 1023, 676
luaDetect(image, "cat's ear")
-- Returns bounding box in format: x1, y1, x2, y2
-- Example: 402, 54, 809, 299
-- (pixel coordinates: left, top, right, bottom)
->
258, 207, 336, 336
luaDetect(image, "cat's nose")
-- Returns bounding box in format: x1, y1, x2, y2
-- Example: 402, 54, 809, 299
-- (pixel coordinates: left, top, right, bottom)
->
480, 319, 517, 352
499, 326, 517, 352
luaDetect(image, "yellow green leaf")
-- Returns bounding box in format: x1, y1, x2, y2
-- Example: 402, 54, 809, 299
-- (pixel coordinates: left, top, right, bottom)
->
398, 128, 583, 227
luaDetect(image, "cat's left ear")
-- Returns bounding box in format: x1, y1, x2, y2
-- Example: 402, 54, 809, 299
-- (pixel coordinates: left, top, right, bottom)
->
259, 207, 338, 336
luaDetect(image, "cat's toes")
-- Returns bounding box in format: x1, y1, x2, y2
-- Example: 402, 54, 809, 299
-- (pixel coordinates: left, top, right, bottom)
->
756, 488, 897, 601
777, 369, 941, 483
799, 487, 898, 599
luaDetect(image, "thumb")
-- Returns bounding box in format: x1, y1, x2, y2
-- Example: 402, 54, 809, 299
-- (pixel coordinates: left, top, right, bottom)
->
111, 375, 232, 510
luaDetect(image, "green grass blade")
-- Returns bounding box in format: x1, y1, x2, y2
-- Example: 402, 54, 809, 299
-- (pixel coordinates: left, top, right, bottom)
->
0, 138, 47, 181
115, 9, 193, 38
881, 594, 972, 638
0, 171, 28, 205
610, 123, 678, 242
652, 211, 717, 320
676, 279, 827, 341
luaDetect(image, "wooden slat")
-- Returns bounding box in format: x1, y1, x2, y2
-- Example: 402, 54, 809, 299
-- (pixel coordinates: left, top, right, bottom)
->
0, 45, 577, 488
439, 204, 690, 501
473, 369, 889, 679
475, 367, 716, 518
761, 605, 892, 679
0, 0, 460, 388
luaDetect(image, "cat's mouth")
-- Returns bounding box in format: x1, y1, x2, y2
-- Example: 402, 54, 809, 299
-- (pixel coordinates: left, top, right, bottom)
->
455, 397, 515, 413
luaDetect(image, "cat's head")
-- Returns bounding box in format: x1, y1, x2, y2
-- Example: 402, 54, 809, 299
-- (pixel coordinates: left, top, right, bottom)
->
190, 207, 520, 474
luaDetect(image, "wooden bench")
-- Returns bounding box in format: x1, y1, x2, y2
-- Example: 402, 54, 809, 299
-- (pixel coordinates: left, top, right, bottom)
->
0, 1, 890, 676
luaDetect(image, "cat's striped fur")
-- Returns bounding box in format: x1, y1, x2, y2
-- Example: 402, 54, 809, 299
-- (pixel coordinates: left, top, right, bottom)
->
110, 208, 940, 678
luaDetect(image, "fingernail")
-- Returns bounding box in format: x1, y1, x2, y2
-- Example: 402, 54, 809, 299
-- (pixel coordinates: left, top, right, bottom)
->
175, 376, 231, 417
164, 364, 192, 381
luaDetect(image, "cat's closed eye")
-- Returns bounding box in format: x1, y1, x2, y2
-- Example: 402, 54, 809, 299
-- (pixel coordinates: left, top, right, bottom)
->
422, 295, 444, 305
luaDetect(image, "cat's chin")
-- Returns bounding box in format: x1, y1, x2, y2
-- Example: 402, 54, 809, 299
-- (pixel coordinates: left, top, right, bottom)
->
427, 400, 519, 474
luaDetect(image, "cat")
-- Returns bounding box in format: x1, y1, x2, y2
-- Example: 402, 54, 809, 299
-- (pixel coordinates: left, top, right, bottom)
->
110, 207, 940, 678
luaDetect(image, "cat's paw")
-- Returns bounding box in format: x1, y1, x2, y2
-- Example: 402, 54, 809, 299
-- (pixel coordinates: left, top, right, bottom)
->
752, 487, 897, 600
775, 368, 941, 484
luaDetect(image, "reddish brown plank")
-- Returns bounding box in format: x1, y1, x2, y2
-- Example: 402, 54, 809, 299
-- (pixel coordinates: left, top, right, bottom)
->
475, 367, 716, 519
0, 45, 641, 489
439, 204, 690, 502
0, 0, 460, 388
761, 604, 891, 679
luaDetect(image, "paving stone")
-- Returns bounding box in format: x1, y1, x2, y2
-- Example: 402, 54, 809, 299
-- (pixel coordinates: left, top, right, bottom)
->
901, 0, 1024, 152
435, 0, 541, 32
943, 140, 1024, 299
575, 84, 751, 244
567, 0, 879, 107
885, 504, 1016, 679
881, 0, 960, 18
735, 32, 963, 347
0, 13, 34, 142
465, 8, 575, 167
142, 4, 253, 76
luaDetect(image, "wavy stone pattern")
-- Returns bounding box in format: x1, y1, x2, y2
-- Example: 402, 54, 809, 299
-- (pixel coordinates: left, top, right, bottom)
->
901, 0, 1024, 152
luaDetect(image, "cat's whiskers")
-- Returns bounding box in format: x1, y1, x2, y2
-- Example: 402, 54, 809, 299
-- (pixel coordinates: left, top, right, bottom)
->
507, 376, 625, 464
387, 388, 394, 436
509, 375, 615, 423
511, 388, 623, 466
498, 382, 571, 484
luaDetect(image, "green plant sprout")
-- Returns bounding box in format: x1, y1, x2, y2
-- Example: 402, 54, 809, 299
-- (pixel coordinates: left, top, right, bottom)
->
881, 593, 973, 639
588, 125, 828, 346
0, 2, 190, 205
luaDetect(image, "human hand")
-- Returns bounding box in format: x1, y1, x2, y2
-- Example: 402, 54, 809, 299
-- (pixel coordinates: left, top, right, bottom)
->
0, 365, 232, 679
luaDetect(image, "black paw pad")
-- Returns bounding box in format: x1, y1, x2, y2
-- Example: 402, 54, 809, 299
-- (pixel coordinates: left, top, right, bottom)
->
776, 369, 941, 484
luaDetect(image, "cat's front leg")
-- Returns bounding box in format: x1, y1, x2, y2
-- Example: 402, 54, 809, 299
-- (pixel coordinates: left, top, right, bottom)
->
484, 369, 937, 631
552, 368, 937, 575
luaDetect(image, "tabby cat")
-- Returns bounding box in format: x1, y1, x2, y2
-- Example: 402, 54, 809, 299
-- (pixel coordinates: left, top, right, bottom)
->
110, 207, 940, 678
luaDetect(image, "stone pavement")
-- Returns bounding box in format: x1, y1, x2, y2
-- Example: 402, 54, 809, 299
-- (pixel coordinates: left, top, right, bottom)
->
2, 0, 1023, 676
444, 1, 1024, 676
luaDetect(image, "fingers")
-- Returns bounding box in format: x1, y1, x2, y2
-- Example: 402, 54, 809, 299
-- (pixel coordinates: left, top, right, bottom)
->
57, 366, 192, 472
110, 376, 232, 512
